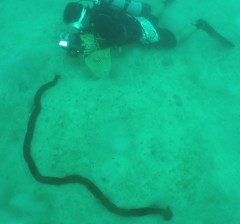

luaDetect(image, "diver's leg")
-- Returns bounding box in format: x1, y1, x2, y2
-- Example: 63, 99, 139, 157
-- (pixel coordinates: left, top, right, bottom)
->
157, 28, 177, 48
162, 0, 175, 6
176, 19, 235, 47
157, 0, 176, 22
156, 23, 198, 48
175, 24, 198, 44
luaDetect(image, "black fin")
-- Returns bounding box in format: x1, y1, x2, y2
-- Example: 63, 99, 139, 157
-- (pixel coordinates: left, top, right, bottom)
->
196, 19, 235, 48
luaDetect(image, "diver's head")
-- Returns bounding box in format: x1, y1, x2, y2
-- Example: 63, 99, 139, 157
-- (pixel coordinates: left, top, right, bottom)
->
63, 2, 89, 30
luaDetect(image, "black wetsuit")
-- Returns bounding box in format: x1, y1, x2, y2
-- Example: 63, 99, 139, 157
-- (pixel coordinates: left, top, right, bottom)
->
87, 4, 142, 48
88, 4, 176, 48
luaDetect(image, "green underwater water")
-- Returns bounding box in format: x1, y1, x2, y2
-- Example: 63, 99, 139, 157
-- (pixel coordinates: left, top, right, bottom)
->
0, 0, 240, 223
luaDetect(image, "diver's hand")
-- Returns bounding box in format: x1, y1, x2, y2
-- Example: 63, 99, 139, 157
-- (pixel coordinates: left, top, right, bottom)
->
81, 42, 99, 57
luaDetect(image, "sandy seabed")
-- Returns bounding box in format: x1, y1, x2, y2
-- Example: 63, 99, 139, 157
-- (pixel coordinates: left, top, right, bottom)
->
0, 0, 240, 223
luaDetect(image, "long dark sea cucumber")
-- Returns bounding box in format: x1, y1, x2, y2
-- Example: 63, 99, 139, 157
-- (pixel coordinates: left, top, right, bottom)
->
23, 75, 173, 221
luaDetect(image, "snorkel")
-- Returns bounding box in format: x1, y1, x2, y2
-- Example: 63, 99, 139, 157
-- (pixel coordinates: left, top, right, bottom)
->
71, 7, 87, 30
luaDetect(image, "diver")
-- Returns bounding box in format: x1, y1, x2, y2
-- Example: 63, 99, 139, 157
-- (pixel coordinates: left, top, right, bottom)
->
60, 0, 180, 57
59, 0, 234, 57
